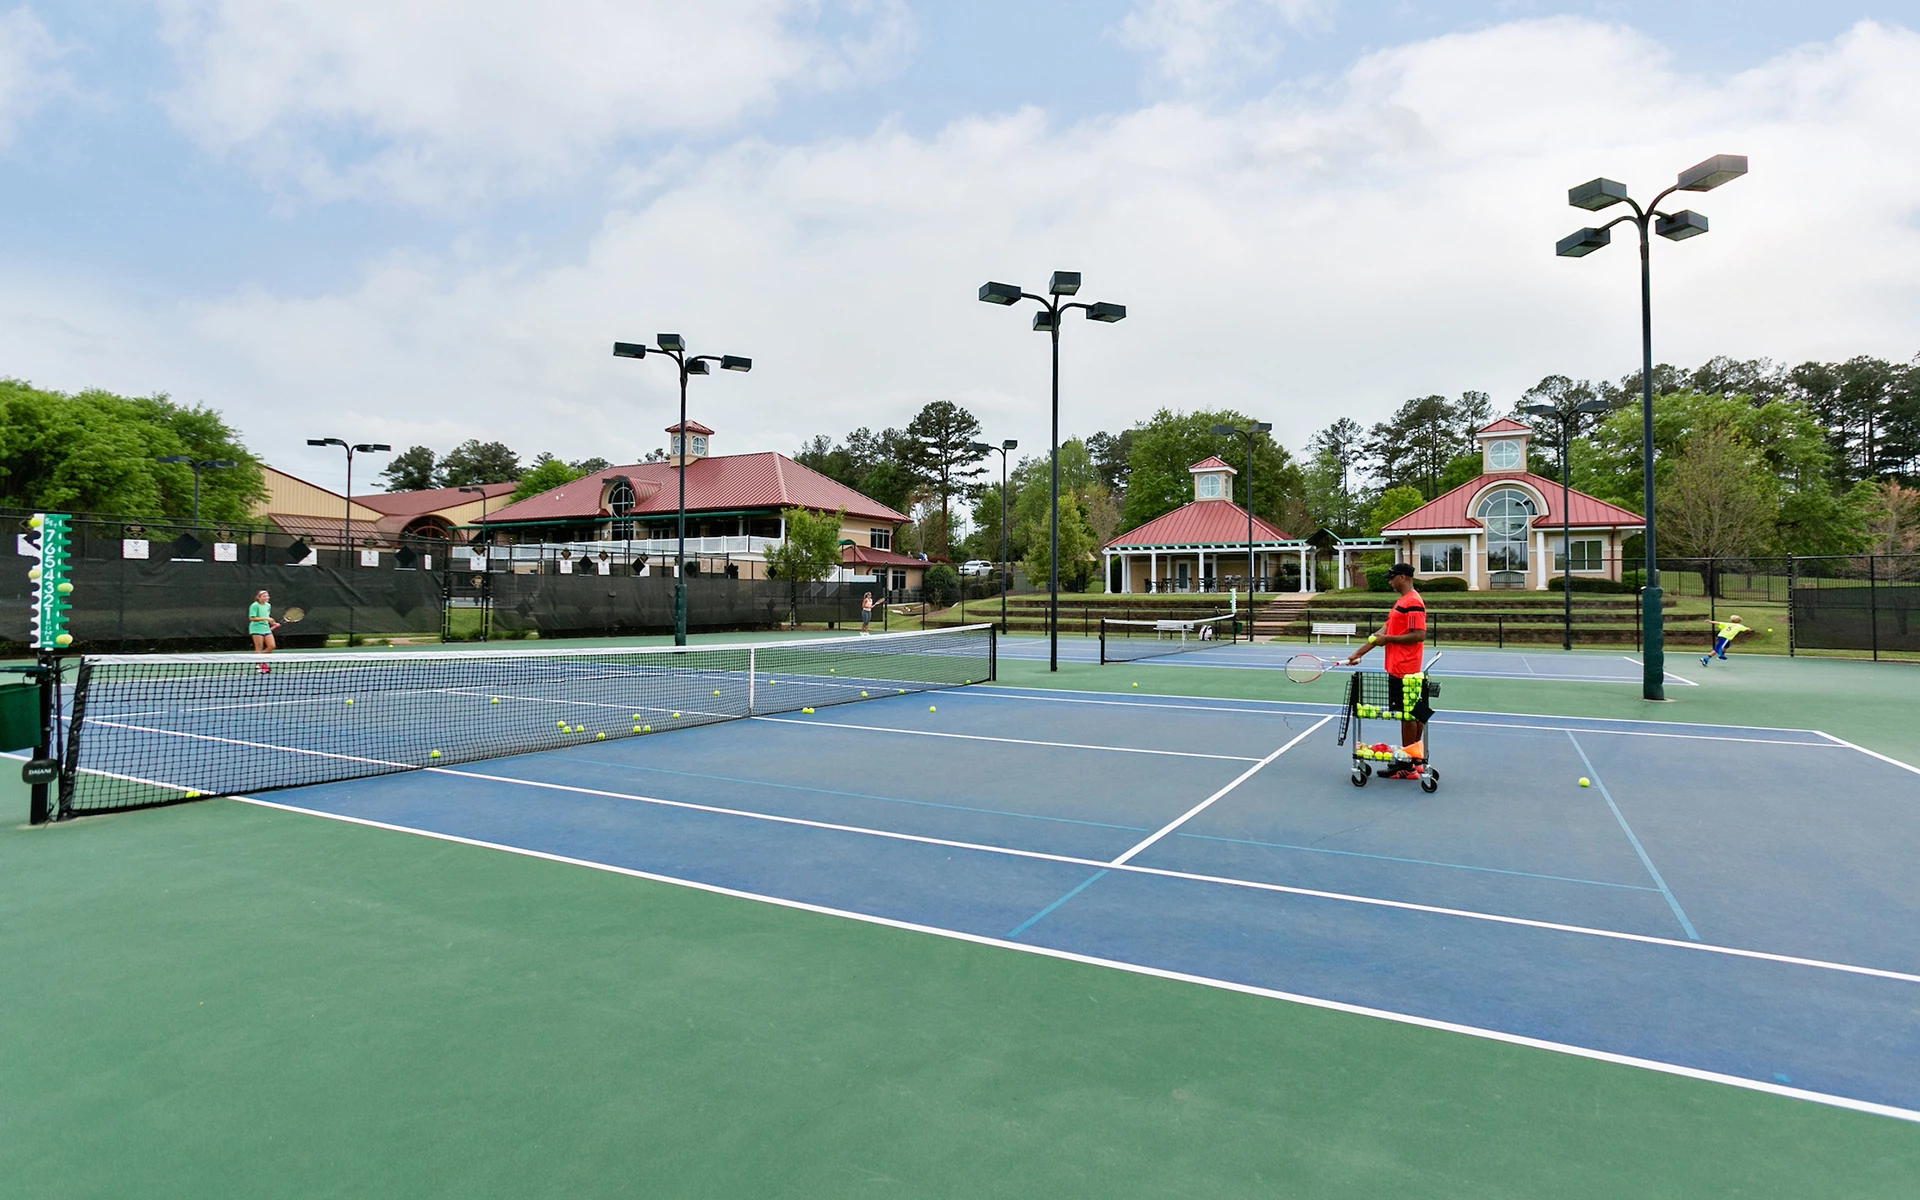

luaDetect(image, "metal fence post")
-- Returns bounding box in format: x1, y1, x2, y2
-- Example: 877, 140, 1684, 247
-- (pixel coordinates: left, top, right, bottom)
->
1870, 554, 1879, 662
1787, 556, 1796, 656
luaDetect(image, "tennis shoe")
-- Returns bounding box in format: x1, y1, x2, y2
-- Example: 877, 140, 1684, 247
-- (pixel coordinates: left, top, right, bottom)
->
1382, 766, 1420, 780
1700, 656, 1710, 666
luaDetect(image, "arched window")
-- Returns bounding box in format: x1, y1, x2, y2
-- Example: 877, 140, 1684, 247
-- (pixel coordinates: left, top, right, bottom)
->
1475, 487, 1535, 587
691, 435, 708, 456
609, 481, 636, 538
1197, 473, 1222, 499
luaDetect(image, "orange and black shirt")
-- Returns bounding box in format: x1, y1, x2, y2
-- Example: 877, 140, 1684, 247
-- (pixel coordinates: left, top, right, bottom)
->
1383, 588, 1426, 677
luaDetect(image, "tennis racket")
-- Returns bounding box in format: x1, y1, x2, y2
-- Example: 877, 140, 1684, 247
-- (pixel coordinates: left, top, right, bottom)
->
1285, 653, 1352, 684
275, 607, 305, 629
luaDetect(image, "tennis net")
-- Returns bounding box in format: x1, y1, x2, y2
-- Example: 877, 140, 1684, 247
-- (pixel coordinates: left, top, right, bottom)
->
1098, 614, 1239, 664
50, 624, 995, 819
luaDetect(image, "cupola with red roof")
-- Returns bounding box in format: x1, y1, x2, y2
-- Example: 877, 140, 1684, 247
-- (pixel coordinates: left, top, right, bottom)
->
1188, 456, 1236, 502
1476, 417, 1533, 474
667, 419, 716, 465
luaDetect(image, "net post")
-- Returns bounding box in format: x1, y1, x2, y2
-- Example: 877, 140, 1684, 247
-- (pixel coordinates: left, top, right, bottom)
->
28, 653, 52, 825
989, 625, 998, 682
1098, 619, 1106, 665
57, 658, 90, 821
747, 646, 756, 715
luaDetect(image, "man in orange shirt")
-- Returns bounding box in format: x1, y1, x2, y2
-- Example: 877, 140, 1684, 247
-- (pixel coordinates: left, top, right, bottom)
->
1344, 563, 1430, 773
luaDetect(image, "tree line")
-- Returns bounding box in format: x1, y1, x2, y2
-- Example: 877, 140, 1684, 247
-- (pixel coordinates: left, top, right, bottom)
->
378, 441, 623, 503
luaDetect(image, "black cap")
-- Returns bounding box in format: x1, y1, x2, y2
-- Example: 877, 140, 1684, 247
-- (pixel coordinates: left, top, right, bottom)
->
1387, 562, 1415, 579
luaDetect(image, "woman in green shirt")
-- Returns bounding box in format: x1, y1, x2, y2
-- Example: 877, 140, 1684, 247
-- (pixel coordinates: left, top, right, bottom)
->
249, 589, 279, 670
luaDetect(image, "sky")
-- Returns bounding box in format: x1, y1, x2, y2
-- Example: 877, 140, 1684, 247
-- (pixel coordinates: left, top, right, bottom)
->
4, 0, 1919, 493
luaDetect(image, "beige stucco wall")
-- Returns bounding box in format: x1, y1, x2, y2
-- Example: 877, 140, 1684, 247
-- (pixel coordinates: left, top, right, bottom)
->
256, 467, 382, 522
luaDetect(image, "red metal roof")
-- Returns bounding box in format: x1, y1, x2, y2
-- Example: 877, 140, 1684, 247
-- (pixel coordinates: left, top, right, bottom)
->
1105, 499, 1292, 548
1188, 456, 1234, 472
666, 419, 715, 435
1381, 473, 1645, 532
351, 481, 517, 517
481, 452, 908, 525
842, 545, 932, 568
1478, 418, 1532, 435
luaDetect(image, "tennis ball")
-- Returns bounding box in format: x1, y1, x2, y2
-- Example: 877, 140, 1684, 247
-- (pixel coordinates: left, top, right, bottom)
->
897, 689, 905, 695
1132, 682, 1138, 688
713, 690, 721, 696
596, 732, 605, 740
860, 690, 869, 697
430, 750, 441, 759
633, 714, 642, 721
185, 791, 201, 799
633, 725, 642, 732
491, 697, 499, 704
344, 699, 353, 705
802, 707, 814, 714
672, 711, 681, 719
56, 581, 72, 594
26, 566, 39, 581
1579, 777, 1591, 788
54, 633, 72, 646
829, 668, 836, 674
642, 724, 652, 733
929, 705, 937, 712
558, 721, 568, 729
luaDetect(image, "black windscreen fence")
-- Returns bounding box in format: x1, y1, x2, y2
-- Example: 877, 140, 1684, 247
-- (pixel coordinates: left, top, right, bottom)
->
1792, 585, 1920, 653
486, 575, 886, 638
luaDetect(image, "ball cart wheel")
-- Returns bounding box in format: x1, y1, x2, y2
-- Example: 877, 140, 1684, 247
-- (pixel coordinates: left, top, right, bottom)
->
1419, 769, 1439, 794
1351, 766, 1368, 788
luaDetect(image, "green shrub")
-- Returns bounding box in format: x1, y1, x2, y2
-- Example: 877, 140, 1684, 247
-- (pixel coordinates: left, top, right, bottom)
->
1418, 576, 1470, 592
1622, 569, 1646, 589
923, 563, 960, 606
1545, 575, 1636, 593
1364, 566, 1392, 591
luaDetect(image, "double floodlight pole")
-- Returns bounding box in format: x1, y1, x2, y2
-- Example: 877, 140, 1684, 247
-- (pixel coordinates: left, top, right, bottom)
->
1520, 399, 1612, 651
306, 437, 390, 553
967, 438, 1018, 634
154, 455, 236, 529
613, 336, 752, 646
1556, 152, 1746, 701
979, 272, 1126, 672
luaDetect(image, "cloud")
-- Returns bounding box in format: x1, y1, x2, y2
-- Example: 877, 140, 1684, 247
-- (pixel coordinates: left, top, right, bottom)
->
9, 17, 1920, 490
155, 0, 916, 206
1116, 0, 1336, 94
0, 5, 66, 147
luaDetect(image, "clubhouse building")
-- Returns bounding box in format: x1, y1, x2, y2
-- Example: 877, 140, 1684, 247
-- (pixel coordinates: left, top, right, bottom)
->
1379, 419, 1644, 590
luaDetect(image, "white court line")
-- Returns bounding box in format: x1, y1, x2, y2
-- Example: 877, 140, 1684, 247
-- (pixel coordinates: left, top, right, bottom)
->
750, 715, 1261, 762
1622, 655, 1700, 686
84, 719, 416, 771
227, 793, 1920, 1126
376, 763, 1920, 988
1814, 731, 1920, 777
1109, 717, 1330, 865
959, 688, 1841, 746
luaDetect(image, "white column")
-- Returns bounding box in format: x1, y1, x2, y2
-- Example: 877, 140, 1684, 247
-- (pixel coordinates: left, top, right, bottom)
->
1149, 550, 1158, 592
1335, 547, 1345, 590
1535, 529, 1548, 589
1297, 546, 1308, 593
1468, 532, 1480, 590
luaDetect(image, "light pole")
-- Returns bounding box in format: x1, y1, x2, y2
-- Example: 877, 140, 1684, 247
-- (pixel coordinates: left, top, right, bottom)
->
613, 336, 751, 646
967, 438, 1018, 634
1211, 421, 1271, 631
979, 272, 1125, 671
154, 455, 235, 528
1556, 152, 1746, 701
306, 438, 390, 552
1521, 399, 1611, 651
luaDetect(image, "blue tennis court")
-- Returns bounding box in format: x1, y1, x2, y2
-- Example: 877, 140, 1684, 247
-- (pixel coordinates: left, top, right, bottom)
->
232, 678, 1920, 1121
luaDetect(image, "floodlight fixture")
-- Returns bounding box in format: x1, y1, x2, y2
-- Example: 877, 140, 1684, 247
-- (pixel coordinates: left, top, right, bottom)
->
353, 443, 391, 453
1556, 227, 1611, 257
1676, 154, 1747, 192
1003, 439, 1017, 450
1568, 178, 1629, 211
720, 355, 752, 372
967, 442, 992, 454
655, 333, 686, 352
1521, 404, 1556, 418
1655, 210, 1709, 241
1251, 421, 1273, 434
978, 281, 1022, 305
613, 342, 648, 359
1085, 302, 1126, 322
1574, 399, 1611, 414
1048, 271, 1081, 296
308, 437, 346, 448
1032, 310, 1057, 332
685, 358, 710, 374
157, 454, 192, 465
1210, 423, 1237, 436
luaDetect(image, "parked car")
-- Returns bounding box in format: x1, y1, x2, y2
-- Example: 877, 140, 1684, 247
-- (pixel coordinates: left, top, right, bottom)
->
959, 560, 995, 577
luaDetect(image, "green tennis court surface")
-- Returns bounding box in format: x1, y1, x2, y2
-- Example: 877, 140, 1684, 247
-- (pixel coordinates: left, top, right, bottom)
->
5, 639, 1918, 1196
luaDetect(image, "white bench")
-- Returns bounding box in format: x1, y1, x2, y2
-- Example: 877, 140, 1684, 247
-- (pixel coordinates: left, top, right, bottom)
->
1312, 622, 1359, 644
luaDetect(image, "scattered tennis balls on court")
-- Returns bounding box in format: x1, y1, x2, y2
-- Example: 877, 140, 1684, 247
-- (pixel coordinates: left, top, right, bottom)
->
185, 791, 201, 799
1579, 777, 1590, 787
430, 750, 441, 758
802, 707, 814, 714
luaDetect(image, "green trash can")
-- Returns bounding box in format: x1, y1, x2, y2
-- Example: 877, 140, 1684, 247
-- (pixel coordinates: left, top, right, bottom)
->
0, 679, 41, 753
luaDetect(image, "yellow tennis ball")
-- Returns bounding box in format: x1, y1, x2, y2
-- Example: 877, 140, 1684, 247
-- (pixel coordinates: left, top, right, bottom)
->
1132, 682, 1138, 688
671, 712, 681, 719
491, 697, 499, 704
596, 732, 605, 740
802, 707, 814, 714
344, 698, 353, 705
713, 690, 720, 696
642, 725, 652, 733
929, 705, 936, 712
1579, 777, 1590, 787
28, 514, 42, 528
430, 750, 441, 758
633, 725, 642, 732
829, 668, 836, 673
185, 790, 201, 799
558, 721, 568, 729
56, 581, 72, 594
897, 689, 905, 695
632, 714, 642, 721
860, 690, 868, 697
26, 566, 39, 581
54, 633, 72, 646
